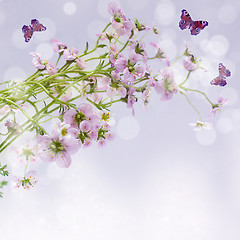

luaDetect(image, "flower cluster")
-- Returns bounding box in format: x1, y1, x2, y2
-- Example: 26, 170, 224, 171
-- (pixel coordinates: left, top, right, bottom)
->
0, 2, 231, 194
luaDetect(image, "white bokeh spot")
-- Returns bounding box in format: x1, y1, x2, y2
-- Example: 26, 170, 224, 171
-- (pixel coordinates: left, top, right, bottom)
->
220, 87, 238, 106
155, 0, 176, 26
34, 18, 56, 42
88, 20, 107, 41
4, 66, 26, 82
63, 2, 77, 15
207, 35, 229, 56
0, 10, 6, 26
217, 117, 233, 133
36, 43, 54, 60
195, 128, 216, 146
218, 5, 237, 24
12, 29, 29, 49
157, 40, 177, 60
117, 116, 140, 140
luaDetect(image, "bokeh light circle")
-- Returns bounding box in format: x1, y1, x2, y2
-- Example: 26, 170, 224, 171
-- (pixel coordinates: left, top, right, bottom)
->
207, 35, 229, 56
36, 43, 54, 60
0, 11, 6, 26
34, 18, 56, 42
154, 1, 176, 26
195, 128, 216, 146
117, 116, 140, 140
88, 20, 107, 41
217, 117, 233, 133
12, 29, 29, 49
126, 0, 149, 11
218, 5, 237, 24
157, 40, 177, 60
63, 2, 77, 15
220, 87, 238, 106
4, 66, 26, 82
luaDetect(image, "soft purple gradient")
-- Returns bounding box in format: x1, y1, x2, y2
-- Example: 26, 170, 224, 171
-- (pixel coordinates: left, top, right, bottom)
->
0, 0, 240, 239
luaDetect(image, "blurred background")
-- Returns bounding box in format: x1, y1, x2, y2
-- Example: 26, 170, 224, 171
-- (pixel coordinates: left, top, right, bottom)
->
0, 0, 240, 239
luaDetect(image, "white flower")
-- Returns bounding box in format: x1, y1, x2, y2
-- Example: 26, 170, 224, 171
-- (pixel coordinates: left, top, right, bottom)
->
189, 121, 212, 131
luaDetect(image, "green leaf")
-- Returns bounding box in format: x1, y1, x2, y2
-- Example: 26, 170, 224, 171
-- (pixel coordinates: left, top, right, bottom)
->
84, 42, 89, 54
97, 44, 106, 48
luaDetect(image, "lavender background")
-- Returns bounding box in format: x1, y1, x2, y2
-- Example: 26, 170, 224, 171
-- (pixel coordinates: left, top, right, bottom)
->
0, 0, 240, 239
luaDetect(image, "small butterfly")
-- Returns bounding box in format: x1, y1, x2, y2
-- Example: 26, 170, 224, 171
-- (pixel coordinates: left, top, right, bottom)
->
22, 19, 46, 42
179, 9, 208, 35
210, 63, 231, 87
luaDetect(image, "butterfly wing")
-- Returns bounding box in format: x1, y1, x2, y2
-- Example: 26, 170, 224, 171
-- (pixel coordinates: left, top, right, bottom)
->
210, 75, 227, 87
190, 21, 208, 35
31, 19, 46, 32
22, 25, 34, 42
179, 9, 193, 30
219, 63, 231, 77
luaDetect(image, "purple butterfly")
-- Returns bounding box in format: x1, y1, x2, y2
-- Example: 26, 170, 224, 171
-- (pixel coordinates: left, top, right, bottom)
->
179, 9, 208, 35
22, 19, 46, 42
210, 63, 231, 87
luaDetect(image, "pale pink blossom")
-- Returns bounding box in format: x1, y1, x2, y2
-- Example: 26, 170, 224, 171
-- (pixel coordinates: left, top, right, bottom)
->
80, 120, 91, 132
209, 96, 228, 118
155, 68, 177, 101
78, 103, 93, 117
98, 139, 107, 147
108, 2, 134, 36
150, 42, 169, 66
183, 56, 197, 71
36, 129, 80, 168
30, 52, 46, 70
13, 170, 38, 190
63, 47, 78, 61
76, 58, 87, 69
51, 39, 67, 53
118, 86, 127, 98
114, 57, 127, 72
106, 86, 117, 98
46, 62, 58, 75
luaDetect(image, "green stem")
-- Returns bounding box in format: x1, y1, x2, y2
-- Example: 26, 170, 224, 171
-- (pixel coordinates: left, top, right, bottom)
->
180, 86, 214, 106
180, 91, 202, 121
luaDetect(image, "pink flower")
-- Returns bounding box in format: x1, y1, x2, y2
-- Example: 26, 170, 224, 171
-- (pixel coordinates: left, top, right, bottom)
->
14, 142, 41, 165
106, 86, 117, 98
123, 68, 135, 84
30, 52, 46, 70
13, 170, 38, 190
63, 47, 78, 61
98, 139, 107, 147
108, 2, 134, 36
51, 39, 67, 53
5, 120, 20, 134
155, 68, 177, 101
78, 103, 93, 117
130, 41, 148, 64
36, 129, 80, 168
63, 109, 79, 128
114, 57, 127, 72
46, 62, 57, 75
150, 42, 169, 66
118, 86, 127, 98
128, 50, 140, 65
80, 120, 91, 132
183, 56, 197, 71
76, 58, 87, 69
209, 96, 228, 118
